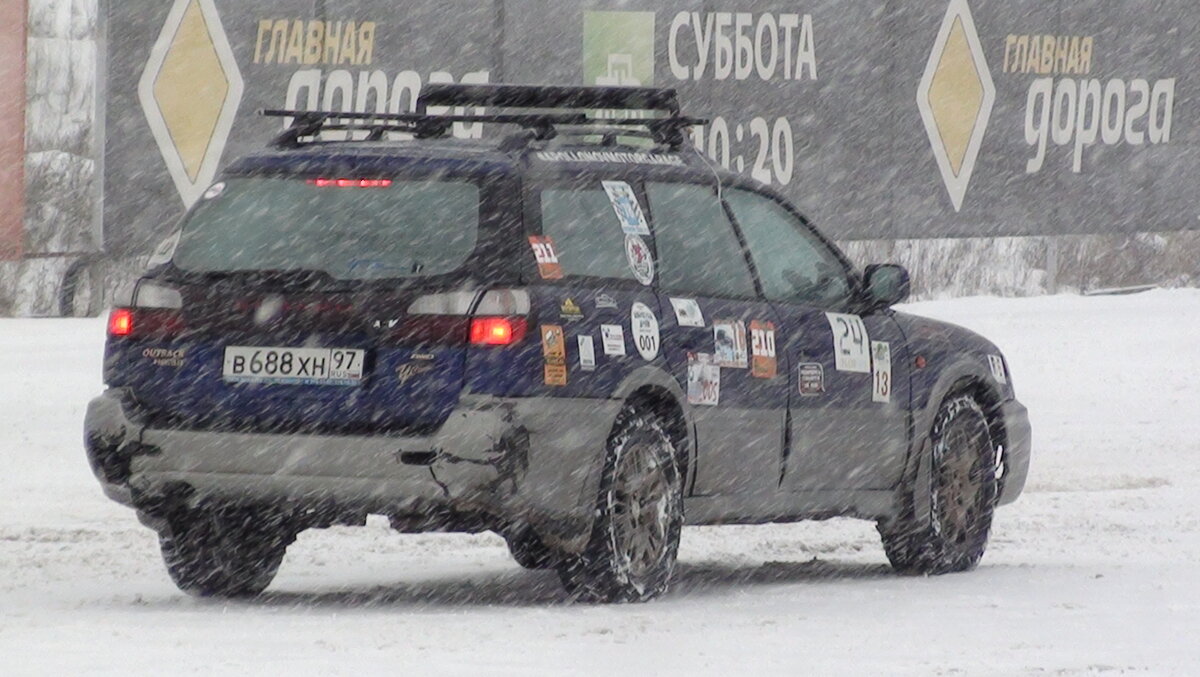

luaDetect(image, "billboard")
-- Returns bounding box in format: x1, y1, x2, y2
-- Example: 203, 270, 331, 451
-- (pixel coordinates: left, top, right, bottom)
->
101, 0, 1198, 255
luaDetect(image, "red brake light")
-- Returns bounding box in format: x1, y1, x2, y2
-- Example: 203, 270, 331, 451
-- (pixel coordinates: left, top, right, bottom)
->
470, 317, 526, 346
307, 178, 392, 188
108, 308, 133, 336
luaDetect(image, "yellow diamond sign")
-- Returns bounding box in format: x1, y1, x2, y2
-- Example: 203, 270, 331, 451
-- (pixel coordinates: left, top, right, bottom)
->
917, 0, 994, 212
139, 0, 243, 206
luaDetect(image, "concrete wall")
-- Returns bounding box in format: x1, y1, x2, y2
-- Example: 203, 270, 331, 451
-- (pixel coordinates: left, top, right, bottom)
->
1, 0, 1197, 316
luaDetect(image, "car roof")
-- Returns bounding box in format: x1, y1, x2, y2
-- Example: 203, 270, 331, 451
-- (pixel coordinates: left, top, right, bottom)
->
224, 135, 744, 188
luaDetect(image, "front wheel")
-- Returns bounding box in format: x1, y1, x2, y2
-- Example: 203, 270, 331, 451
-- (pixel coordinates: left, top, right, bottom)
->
556, 409, 684, 603
159, 507, 295, 598
879, 394, 997, 575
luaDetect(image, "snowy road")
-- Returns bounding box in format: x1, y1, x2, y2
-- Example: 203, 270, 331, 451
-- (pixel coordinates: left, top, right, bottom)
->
2, 292, 1198, 675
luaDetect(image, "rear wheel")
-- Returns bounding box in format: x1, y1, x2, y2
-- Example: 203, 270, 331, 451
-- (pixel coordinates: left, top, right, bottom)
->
880, 394, 997, 575
159, 507, 295, 598
556, 409, 684, 603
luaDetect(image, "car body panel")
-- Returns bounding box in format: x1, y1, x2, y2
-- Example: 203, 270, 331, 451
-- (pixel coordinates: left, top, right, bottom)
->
85, 135, 1030, 554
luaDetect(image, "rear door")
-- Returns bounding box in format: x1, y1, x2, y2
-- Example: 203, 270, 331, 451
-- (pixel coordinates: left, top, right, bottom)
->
499, 173, 664, 402
645, 181, 786, 498
111, 169, 512, 433
725, 187, 911, 491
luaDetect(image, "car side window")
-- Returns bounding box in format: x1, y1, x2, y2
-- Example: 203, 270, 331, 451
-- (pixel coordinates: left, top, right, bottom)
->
725, 188, 854, 308
539, 186, 637, 280
645, 182, 757, 299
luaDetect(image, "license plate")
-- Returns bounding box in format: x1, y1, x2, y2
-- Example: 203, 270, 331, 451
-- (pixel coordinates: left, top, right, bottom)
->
222, 346, 365, 386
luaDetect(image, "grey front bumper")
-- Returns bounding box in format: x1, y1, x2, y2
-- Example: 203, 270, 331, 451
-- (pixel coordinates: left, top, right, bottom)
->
84, 388, 621, 547
998, 399, 1031, 505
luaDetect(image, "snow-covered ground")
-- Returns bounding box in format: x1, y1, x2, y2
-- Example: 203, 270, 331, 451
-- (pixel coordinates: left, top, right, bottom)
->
2, 291, 1198, 675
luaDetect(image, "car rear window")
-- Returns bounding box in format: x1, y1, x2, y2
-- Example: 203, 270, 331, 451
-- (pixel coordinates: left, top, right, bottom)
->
172, 177, 480, 280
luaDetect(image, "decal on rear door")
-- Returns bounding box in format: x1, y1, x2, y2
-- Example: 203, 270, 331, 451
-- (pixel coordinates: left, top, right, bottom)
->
541, 324, 567, 386
578, 335, 597, 371
630, 302, 659, 360
669, 297, 705, 327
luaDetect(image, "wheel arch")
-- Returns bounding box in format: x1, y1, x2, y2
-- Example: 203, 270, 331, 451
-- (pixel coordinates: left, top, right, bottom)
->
897, 358, 1006, 528
610, 366, 697, 496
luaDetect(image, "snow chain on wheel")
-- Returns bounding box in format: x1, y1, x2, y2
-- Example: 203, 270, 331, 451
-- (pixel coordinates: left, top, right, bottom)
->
159, 508, 296, 598
879, 394, 997, 575
556, 408, 684, 603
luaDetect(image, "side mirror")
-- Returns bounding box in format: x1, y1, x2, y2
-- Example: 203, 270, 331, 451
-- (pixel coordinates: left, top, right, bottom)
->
863, 264, 910, 310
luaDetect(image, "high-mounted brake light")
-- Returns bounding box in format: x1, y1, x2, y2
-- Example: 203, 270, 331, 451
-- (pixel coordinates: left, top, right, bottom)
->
470, 317, 526, 346
108, 308, 134, 336
307, 178, 392, 188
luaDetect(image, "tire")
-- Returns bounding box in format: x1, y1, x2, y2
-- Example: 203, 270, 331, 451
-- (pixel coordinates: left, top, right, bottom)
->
504, 528, 558, 570
159, 508, 295, 598
879, 394, 997, 575
556, 408, 684, 603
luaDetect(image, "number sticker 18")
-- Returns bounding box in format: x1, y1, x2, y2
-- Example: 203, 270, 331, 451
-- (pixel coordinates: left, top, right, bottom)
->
825, 312, 871, 373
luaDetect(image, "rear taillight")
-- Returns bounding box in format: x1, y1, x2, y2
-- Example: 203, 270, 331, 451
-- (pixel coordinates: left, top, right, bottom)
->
390, 289, 530, 347
470, 317, 527, 346
108, 308, 133, 336
107, 279, 185, 339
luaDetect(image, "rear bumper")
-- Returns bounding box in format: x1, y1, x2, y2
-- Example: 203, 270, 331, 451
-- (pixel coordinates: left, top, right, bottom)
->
84, 388, 620, 550
997, 399, 1031, 505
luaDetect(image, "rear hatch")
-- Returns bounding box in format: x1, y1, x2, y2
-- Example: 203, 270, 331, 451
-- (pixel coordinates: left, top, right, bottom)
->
106, 167, 520, 434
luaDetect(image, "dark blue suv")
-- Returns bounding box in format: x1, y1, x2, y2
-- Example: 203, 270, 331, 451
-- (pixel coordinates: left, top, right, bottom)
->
84, 85, 1030, 603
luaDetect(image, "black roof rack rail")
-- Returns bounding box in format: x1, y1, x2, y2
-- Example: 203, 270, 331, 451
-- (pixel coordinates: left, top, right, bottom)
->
261, 84, 706, 150
416, 83, 682, 115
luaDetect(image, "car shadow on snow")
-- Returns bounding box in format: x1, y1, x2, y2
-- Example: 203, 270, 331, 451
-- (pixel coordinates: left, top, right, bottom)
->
240, 558, 894, 610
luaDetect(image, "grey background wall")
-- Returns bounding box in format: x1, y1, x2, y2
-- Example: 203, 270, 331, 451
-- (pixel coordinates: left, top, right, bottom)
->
2, 0, 1198, 315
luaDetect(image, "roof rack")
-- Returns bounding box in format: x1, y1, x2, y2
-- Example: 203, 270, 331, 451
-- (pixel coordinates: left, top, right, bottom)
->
261, 84, 706, 150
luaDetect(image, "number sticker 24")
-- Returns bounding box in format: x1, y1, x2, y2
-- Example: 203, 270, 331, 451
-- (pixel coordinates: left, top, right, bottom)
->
825, 312, 871, 373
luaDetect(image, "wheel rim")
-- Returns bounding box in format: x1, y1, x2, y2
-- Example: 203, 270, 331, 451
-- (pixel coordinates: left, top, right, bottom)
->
609, 436, 675, 583
936, 418, 986, 544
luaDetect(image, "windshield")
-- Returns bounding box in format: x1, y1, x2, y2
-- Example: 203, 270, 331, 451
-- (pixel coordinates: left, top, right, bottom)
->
172, 177, 480, 280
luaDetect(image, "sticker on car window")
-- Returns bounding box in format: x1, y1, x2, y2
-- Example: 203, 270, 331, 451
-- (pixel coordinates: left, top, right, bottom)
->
578, 335, 597, 371
630, 302, 659, 361
541, 324, 567, 386
687, 353, 720, 406
798, 363, 825, 396
713, 320, 748, 369
602, 180, 651, 235
528, 236, 564, 280
601, 324, 626, 356
988, 354, 1007, 384
871, 341, 892, 403
825, 312, 871, 373
625, 235, 654, 286
750, 320, 777, 379
669, 298, 705, 327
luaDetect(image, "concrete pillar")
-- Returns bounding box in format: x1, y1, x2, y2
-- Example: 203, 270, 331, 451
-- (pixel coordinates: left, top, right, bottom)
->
0, 0, 27, 260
